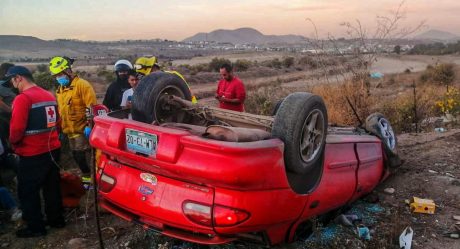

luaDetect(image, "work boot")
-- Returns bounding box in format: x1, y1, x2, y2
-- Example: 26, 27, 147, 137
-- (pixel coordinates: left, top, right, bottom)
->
16, 227, 47, 238
45, 219, 66, 229
81, 176, 91, 184
81, 175, 92, 190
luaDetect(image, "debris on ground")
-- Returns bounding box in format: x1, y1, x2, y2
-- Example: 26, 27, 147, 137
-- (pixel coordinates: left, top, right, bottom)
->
384, 188, 395, 194
357, 225, 371, 241
68, 238, 89, 249
399, 226, 414, 249
305, 224, 344, 245
435, 127, 446, 133
334, 214, 360, 227
410, 197, 436, 214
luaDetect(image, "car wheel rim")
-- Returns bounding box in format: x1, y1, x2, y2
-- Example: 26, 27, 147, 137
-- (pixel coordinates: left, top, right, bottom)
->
154, 86, 186, 123
300, 109, 325, 163
377, 118, 396, 150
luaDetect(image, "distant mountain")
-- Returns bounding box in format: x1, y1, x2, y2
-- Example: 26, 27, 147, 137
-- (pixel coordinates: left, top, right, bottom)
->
413, 29, 460, 41
0, 35, 52, 50
183, 27, 307, 44
0, 35, 197, 60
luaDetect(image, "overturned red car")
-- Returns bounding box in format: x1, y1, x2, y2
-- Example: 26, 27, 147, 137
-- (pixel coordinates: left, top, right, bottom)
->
89, 72, 399, 246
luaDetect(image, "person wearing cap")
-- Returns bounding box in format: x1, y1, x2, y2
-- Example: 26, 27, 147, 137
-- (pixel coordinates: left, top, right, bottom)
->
1, 66, 64, 237
49, 56, 96, 183
103, 59, 133, 111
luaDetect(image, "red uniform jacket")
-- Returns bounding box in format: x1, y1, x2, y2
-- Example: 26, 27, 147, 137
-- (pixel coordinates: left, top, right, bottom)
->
10, 86, 60, 156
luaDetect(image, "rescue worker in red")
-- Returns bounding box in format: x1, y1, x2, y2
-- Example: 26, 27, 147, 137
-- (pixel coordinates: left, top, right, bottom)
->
215, 63, 246, 112
0, 66, 64, 238
49, 56, 96, 184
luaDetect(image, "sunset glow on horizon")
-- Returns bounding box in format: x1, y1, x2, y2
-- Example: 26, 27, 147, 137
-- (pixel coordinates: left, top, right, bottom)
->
0, 0, 457, 41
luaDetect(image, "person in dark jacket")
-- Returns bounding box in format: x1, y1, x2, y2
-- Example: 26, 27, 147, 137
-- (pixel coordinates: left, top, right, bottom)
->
0, 63, 16, 155
102, 59, 133, 111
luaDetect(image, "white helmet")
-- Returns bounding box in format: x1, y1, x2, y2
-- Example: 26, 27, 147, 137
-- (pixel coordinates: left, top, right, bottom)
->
114, 59, 133, 72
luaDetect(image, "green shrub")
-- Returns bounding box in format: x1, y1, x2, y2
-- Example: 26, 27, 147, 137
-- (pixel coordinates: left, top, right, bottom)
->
298, 56, 318, 69
245, 80, 288, 115
234, 59, 251, 72
282, 57, 295, 68
36, 64, 48, 73
262, 58, 282, 69
209, 57, 231, 72
97, 69, 115, 83
33, 72, 56, 91
420, 63, 455, 86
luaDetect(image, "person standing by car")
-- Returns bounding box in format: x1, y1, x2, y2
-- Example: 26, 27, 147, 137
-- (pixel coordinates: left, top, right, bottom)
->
120, 70, 140, 109
103, 59, 133, 111
49, 56, 96, 183
215, 63, 246, 112
1, 66, 64, 238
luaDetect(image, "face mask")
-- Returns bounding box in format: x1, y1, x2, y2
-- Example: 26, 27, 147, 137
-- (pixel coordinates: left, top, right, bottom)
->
117, 72, 128, 81
56, 75, 70, 86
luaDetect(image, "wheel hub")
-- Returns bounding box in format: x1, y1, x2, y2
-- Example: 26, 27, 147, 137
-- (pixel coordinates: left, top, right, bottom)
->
377, 118, 395, 150
300, 110, 325, 163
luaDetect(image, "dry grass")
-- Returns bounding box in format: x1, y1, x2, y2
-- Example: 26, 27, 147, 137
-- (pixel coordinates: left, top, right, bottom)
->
312, 81, 376, 126
234, 60, 460, 134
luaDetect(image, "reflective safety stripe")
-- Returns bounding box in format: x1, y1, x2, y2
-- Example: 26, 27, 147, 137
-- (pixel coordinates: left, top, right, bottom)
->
31, 101, 57, 108
25, 127, 55, 135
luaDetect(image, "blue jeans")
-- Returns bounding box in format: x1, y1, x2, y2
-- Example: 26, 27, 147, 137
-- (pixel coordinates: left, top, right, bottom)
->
0, 187, 17, 210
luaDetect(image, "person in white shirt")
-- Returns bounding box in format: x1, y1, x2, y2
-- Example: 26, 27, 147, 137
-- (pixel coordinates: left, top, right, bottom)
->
120, 71, 140, 109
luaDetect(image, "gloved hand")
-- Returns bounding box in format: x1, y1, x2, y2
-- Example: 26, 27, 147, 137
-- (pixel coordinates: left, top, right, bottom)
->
84, 126, 92, 139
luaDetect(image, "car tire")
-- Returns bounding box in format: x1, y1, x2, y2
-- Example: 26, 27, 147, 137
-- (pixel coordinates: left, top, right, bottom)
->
272, 98, 284, 116
131, 72, 192, 124
365, 113, 397, 157
272, 92, 328, 174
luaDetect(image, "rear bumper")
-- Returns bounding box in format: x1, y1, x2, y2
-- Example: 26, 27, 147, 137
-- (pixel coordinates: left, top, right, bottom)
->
99, 198, 270, 245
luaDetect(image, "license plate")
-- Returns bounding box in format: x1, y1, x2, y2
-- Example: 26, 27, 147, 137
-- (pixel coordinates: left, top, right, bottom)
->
125, 129, 157, 156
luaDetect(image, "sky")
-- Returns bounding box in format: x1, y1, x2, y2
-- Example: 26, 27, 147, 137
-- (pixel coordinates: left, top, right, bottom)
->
0, 0, 458, 41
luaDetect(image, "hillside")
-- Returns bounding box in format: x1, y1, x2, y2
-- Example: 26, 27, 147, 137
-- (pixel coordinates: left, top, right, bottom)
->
414, 29, 459, 41
182, 27, 307, 44
0, 35, 214, 61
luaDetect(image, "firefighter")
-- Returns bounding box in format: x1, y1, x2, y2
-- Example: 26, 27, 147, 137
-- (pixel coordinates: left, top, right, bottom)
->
133, 56, 197, 103
1, 66, 64, 237
103, 59, 133, 111
49, 56, 96, 183
134, 56, 160, 77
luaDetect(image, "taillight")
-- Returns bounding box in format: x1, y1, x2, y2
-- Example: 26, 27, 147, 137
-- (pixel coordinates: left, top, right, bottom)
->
213, 205, 250, 227
99, 173, 116, 193
182, 201, 212, 226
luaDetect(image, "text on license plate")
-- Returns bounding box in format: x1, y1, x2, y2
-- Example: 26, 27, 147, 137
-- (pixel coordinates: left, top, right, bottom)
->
125, 129, 157, 156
